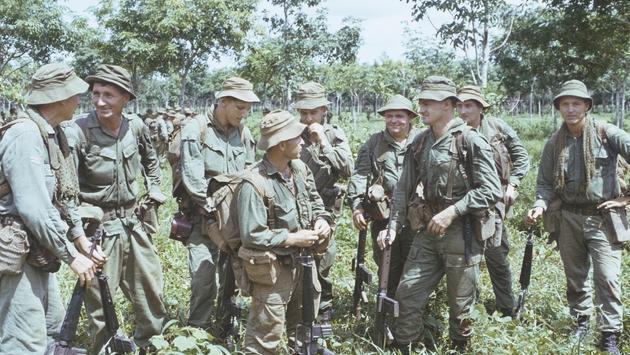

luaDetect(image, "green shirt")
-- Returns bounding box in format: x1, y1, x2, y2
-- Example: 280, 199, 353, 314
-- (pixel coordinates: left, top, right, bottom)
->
236, 157, 332, 256
0, 109, 79, 264
534, 119, 630, 209
300, 122, 353, 208
347, 128, 422, 211
392, 118, 502, 232
476, 116, 530, 187
64, 111, 162, 234
180, 111, 256, 209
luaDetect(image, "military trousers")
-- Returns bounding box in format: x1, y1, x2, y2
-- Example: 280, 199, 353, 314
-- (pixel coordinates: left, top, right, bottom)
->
85, 218, 167, 353
484, 221, 515, 313
243, 256, 321, 355
370, 219, 414, 297
187, 220, 219, 329
395, 218, 482, 343
557, 209, 623, 332
0, 264, 64, 354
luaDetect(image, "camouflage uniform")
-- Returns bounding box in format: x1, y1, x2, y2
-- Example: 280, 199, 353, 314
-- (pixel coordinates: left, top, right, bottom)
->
179, 80, 257, 329
390, 77, 501, 346
64, 64, 167, 352
295, 82, 354, 315
0, 64, 89, 354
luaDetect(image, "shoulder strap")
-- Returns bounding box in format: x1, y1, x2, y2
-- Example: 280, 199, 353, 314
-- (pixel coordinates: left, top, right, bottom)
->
241, 164, 276, 228
446, 130, 471, 201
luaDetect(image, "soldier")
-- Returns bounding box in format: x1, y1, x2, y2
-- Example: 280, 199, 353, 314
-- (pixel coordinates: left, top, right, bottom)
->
294, 81, 353, 320
457, 85, 530, 316
179, 77, 258, 330
525, 80, 629, 354
0, 63, 103, 354
377, 76, 502, 352
236, 110, 333, 354
63, 64, 167, 353
347, 94, 421, 296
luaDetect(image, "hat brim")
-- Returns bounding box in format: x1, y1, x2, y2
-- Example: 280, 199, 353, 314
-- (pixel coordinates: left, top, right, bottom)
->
258, 121, 307, 151
553, 91, 593, 110
25, 76, 89, 105
216, 90, 260, 103
85, 76, 136, 100
377, 107, 418, 118
415, 91, 460, 103
458, 93, 490, 108
293, 98, 331, 110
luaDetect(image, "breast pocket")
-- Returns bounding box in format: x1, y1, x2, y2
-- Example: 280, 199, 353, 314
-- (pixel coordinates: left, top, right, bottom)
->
272, 202, 299, 232
231, 146, 246, 171
203, 142, 225, 176
85, 146, 116, 185
122, 142, 141, 196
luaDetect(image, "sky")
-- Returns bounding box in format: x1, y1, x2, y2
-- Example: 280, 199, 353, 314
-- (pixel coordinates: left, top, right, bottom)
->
63, 0, 441, 67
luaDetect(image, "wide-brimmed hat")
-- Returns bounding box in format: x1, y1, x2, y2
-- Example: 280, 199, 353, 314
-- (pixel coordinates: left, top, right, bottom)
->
293, 82, 331, 110
414, 76, 460, 103
457, 85, 490, 108
553, 80, 592, 110
377, 94, 418, 117
258, 110, 306, 151
25, 63, 89, 105
85, 64, 136, 100
216, 77, 260, 103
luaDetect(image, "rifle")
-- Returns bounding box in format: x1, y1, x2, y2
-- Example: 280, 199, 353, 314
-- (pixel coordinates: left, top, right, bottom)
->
216, 251, 243, 351
514, 229, 534, 319
296, 254, 335, 355
47, 279, 88, 354
374, 188, 399, 348
89, 224, 136, 355
351, 171, 374, 319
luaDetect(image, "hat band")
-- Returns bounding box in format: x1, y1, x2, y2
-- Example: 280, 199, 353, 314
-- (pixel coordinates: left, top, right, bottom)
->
421, 83, 456, 93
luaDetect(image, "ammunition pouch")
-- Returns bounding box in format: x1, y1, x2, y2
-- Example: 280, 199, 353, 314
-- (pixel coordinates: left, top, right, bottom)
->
471, 208, 497, 242
27, 238, 60, 273
238, 247, 279, 287
137, 200, 159, 235
603, 207, 630, 244
0, 217, 29, 275
542, 198, 562, 235
169, 211, 193, 244
363, 184, 389, 222
231, 253, 251, 296
406, 194, 432, 232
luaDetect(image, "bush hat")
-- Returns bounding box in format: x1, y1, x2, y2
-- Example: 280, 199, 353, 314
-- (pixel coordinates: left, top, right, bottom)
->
25, 63, 89, 105
458, 85, 490, 108
415, 76, 460, 103
216, 77, 260, 103
85, 64, 136, 100
258, 110, 306, 151
293, 82, 331, 110
553, 80, 592, 110
377, 94, 418, 117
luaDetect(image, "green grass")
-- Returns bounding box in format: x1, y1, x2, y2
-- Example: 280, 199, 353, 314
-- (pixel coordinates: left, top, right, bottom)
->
59, 112, 630, 354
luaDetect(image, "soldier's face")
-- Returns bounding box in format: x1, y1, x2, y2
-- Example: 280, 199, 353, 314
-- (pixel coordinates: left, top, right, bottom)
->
383, 110, 412, 139
58, 94, 82, 120
558, 96, 589, 126
418, 99, 449, 126
458, 100, 483, 127
281, 135, 304, 159
298, 107, 327, 125
220, 97, 252, 128
91, 83, 130, 120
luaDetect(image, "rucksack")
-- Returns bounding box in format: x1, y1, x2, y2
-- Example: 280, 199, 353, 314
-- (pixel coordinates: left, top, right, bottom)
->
167, 114, 207, 197
487, 125, 512, 184
596, 122, 629, 194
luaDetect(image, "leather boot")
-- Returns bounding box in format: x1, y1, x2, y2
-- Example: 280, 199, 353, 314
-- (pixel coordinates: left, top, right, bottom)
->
450, 338, 469, 353
572, 315, 589, 339
600, 332, 621, 355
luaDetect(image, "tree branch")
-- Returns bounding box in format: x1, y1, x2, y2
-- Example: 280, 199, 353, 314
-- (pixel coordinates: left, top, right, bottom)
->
490, 11, 515, 53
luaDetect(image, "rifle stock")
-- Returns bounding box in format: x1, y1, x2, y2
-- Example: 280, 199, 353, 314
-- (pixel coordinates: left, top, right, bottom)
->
296, 254, 335, 355
47, 279, 87, 355
514, 229, 534, 319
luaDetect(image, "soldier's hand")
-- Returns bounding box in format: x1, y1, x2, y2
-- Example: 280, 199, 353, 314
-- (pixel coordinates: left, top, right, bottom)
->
285, 230, 319, 248
504, 184, 517, 206
70, 254, 96, 286
74, 236, 107, 267
597, 197, 630, 210
376, 229, 396, 250
352, 208, 368, 230
525, 207, 544, 226
313, 218, 331, 239
308, 123, 329, 145
428, 205, 457, 237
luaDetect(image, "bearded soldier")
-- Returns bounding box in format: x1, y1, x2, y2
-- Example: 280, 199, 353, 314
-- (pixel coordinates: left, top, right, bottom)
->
347, 94, 421, 296
526, 80, 629, 355
294, 81, 353, 320
0, 63, 103, 354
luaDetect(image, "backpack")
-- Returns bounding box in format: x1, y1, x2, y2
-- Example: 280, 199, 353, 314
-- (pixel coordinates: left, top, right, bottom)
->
487, 125, 512, 184
0, 118, 32, 198
595, 122, 629, 194
167, 114, 207, 197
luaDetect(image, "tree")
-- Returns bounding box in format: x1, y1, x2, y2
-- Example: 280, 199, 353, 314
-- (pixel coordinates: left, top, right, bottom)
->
403, 0, 516, 88
0, 0, 81, 101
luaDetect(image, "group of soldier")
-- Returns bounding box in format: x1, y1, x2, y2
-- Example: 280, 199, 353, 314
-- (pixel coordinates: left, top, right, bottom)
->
0, 59, 626, 355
